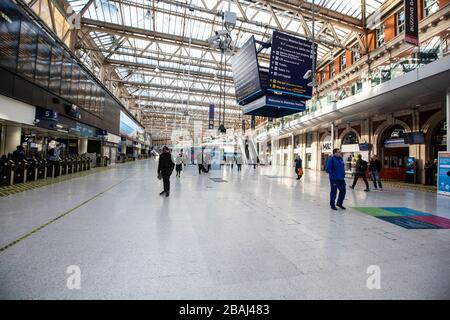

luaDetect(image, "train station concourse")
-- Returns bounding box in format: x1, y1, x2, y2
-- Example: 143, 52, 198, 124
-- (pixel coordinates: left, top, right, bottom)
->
1, 0, 450, 301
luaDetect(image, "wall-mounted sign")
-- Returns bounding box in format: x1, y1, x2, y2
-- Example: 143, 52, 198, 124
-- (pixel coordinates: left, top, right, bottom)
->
208, 104, 215, 129
404, 0, 419, 46
321, 135, 332, 153
36, 108, 58, 121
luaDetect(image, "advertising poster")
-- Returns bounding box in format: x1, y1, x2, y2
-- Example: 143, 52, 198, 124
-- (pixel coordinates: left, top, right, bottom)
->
405, 157, 416, 175
437, 152, 450, 196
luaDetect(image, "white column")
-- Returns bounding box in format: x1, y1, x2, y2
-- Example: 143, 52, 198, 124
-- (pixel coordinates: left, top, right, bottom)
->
4, 126, 21, 155
447, 89, 450, 151
78, 138, 88, 154
331, 122, 335, 151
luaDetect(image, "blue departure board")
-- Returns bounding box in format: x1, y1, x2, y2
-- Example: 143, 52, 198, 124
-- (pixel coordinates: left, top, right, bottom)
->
268, 31, 317, 100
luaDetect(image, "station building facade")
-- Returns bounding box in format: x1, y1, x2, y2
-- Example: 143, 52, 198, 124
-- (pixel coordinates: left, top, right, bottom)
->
255, 1, 450, 184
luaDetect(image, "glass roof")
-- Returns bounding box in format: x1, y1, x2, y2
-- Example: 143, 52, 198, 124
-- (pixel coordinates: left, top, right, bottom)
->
66, 0, 388, 133
305, 0, 386, 19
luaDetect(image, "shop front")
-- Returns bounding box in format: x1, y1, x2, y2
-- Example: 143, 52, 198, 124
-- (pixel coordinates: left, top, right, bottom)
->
381, 126, 409, 180
320, 135, 332, 171
341, 131, 360, 174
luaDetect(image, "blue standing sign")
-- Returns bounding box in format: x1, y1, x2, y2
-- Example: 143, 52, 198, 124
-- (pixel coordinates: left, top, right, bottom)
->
437, 152, 450, 196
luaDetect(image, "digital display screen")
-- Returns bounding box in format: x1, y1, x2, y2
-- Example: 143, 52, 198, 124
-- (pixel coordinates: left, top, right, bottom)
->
404, 132, 425, 144
17, 18, 38, 82
35, 33, 51, 89
49, 45, 62, 94
0, 0, 21, 71
60, 53, 72, 100
70, 63, 80, 105
268, 31, 317, 100
0, 0, 108, 122
77, 72, 87, 109
231, 36, 263, 104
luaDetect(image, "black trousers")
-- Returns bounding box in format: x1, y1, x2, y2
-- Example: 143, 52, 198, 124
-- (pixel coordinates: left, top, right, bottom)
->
352, 173, 369, 189
237, 164, 242, 171
198, 164, 203, 174
162, 173, 171, 192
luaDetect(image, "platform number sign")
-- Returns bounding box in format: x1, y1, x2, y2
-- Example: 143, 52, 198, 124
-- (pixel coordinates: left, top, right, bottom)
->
404, 0, 419, 46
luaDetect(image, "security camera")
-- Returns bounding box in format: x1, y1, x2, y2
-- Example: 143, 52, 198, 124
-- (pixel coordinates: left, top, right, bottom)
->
303, 70, 312, 80
33, 119, 40, 124
215, 30, 229, 36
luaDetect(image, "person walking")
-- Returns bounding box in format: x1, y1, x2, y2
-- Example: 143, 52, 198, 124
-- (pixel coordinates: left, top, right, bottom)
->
48, 143, 61, 177
175, 151, 184, 178
196, 150, 204, 175
12, 145, 26, 162
204, 151, 211, 173
157, 146, 175, 197
294, 155, 303, 180
325, 148, 347, 211
236, 152, 243, 172
349, 154, 370, 191
369, 155, 383, 189
425, 160, 433, 185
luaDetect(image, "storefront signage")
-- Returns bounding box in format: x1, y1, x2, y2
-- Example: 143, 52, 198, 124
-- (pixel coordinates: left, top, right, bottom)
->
384, 138, 405, 145
404, 0, 419, 46
341, 144, 360, 153
321, 135, 332, 153
437, 152, 450, 197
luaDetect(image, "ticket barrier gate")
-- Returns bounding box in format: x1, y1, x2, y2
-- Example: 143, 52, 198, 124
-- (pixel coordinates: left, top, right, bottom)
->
67, 157, 73, 174
60, 158, 67, 175
81, 157, 87, 171
72, 157, 79, 173
26, 159, 38, 182
0, 160, 14, 186
13, 160, 27, 184
46, 160, 61, 178
37, 159, 47, 180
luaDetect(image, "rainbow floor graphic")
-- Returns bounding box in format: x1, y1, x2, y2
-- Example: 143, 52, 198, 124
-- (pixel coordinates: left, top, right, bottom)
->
352, 207, 450, 229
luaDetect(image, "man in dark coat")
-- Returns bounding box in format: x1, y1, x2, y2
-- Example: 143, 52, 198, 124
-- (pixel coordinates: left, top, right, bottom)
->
157, 146, 175, 197
349, 154, 370, 191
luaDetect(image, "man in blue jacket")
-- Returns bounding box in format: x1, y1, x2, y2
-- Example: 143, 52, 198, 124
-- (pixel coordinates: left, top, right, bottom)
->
325, 148, 347, 211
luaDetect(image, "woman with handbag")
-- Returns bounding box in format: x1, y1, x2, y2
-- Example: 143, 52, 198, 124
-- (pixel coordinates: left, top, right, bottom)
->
294, 155, 303, 180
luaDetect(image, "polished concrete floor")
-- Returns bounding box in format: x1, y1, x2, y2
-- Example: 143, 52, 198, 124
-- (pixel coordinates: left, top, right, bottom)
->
0, 159, 449, 299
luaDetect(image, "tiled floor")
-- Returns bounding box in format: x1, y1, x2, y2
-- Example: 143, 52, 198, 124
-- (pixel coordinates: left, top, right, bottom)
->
0, 159, 449, 299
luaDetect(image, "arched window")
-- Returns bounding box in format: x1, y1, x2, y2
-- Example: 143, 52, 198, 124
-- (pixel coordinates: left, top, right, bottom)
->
342, 131, 359, 145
